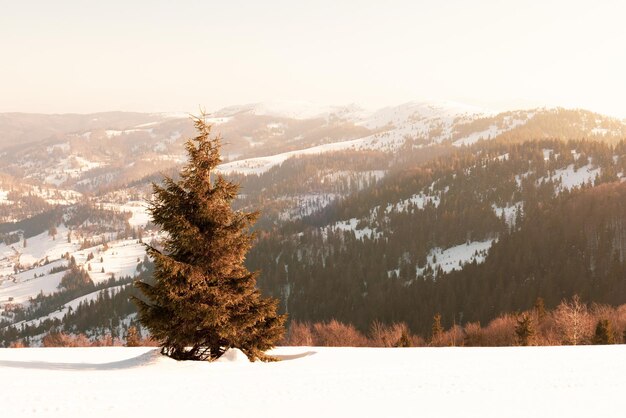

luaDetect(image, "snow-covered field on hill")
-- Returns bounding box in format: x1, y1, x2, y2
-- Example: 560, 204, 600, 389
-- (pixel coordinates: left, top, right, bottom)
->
1, 345, 623, 418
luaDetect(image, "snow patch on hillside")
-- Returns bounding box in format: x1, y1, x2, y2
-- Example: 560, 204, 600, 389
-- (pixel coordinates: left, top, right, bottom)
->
216, 101, 499, 175
0, 225, 155, 310
539, 163, 601, 192
81, 238, 149, 285
420, 239, 495, 276
358, 101, 489, 130
492, 202, 523, 226
216, 137, 376, 175
105, 128, 154, 139
0, 225, 79, 269
101, 201, 150, 228
386, 192, 441, 213
13, 284, 128, 329
330, 218, 381, 240
278, 193, 339, 221
453, 114, 532, 147
43, 156, 105, 186
453, 125, 502, 147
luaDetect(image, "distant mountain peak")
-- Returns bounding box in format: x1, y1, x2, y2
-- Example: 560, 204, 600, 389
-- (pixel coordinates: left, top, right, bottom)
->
211, 101, 364, 120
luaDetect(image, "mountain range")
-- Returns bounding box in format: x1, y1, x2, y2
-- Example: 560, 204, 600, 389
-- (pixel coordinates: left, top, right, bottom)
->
1, 100, 626, 345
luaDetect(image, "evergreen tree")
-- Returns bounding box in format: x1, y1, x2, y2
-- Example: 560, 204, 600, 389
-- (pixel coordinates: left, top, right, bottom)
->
431, 313, 443, 344
592, 319, 614, 345
515, 313, 535, 346
133, 115, 286, 361
125, 326, 141, 347
395, 329, 412, 347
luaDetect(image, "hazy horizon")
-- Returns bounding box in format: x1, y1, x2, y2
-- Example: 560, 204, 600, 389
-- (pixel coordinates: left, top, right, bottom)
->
2, 1, 625, 117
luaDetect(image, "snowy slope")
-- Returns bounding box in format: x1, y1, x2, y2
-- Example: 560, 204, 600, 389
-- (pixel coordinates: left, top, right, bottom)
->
13, 284, 129, 329
539, 163, 601, 192
0, 225, 154, 309
423, 239, 496, 275
0, 345, 624, 418
216, 100, 493, 175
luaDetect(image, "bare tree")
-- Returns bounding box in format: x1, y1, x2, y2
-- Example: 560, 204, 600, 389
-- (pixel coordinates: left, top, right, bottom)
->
553, 295, 593, 345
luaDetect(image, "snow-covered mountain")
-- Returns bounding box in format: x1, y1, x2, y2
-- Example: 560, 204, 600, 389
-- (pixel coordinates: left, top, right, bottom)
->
2, 101, 625, 186
2, 101, 626, 345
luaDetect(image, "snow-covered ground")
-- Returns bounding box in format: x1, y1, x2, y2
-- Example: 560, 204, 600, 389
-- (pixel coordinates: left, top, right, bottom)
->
492, 202, 523, 227
100, 201, 151, 228
545, 163, 601, 192
330, 218, 381, 240
386, 192, 441, 213
421, 239, 496, 275
12, 284, 129, 329
0, 345, 623, 418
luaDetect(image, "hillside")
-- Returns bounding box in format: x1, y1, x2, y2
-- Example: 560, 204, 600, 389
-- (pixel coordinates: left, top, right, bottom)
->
1, 102, 626, 345
248, 139, 626, 334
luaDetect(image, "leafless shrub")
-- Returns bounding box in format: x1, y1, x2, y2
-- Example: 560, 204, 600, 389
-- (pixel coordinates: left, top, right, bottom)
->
42, 331, 92, 347
285, 321, 314, 346
369, 321, 415, 347
312, 319, 368, 346
463, 322, 483, 346
481, 315, 517, 346
439, 324, 465, 346
553, 295, 593, 345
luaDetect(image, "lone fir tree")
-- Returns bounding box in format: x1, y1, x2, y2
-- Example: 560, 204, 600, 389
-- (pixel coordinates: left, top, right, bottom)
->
133, 115, 285, 361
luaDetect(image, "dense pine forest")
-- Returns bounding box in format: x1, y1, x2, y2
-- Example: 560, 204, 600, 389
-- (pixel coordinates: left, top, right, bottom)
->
3, 133, 626, 346
249, 139, 626, 335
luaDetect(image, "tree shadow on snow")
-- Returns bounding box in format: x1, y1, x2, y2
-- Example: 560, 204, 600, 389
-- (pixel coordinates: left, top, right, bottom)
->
274, 350, 317, 361
0, 349, 162, 371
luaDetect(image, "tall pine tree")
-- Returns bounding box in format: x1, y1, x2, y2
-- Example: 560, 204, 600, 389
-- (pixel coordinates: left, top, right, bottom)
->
133, 115, 285, 361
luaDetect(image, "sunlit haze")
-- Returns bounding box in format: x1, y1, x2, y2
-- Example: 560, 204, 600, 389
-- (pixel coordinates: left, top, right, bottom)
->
2, 0, 625, 117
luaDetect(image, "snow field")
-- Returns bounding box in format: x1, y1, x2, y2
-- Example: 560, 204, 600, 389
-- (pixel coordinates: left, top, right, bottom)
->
0, 224, 79, 269
0, 225, 152, 310
549, 164, 601, 192
492, 202, 523, 226
0, 345, 624, 418
386, 192, 441, 213
422, 239, 496, 275
330, 218, 381, 240
84, 238, 147, 285
100, 201, 151, 228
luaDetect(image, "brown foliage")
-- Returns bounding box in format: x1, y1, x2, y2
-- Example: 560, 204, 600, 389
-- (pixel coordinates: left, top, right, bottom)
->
42, 332, 92, 347
481, 315, 517, 346
439, 324, 465, 347
463, 322, 484, 346
9, 339, 28, 348
124, 326, 141, 347
284, 321, 314, 346
312, 320, 368, 347
370, 321, 411, 347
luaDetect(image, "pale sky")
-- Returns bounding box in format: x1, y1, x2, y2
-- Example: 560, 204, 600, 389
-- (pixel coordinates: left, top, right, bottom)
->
1, 0, 625, 117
